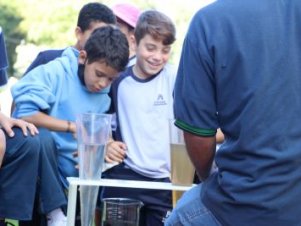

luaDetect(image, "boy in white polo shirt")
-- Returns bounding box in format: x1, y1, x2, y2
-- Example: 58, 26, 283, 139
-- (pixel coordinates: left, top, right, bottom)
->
101, 10, 177, 226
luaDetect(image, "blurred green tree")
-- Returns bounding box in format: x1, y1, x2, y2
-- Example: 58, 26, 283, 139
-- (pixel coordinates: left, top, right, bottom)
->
0, 0, 207, 77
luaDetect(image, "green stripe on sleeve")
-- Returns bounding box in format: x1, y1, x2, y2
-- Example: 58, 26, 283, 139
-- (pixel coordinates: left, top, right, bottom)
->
175, 119, 216, 137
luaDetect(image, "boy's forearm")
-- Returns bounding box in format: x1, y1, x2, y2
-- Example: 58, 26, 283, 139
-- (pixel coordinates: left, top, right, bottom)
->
22, 112, 74, 133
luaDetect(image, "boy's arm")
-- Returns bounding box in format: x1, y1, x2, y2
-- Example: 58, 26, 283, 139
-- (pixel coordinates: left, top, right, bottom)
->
21, 111, 76, 134
12, 61, 61, 121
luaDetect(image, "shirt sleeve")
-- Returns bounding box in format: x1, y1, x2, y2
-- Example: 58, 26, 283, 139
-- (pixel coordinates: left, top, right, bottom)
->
11, 62, 59, 118
173, 18, 218, 136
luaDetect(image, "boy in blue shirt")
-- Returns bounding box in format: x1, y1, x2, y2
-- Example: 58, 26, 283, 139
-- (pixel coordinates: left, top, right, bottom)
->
17, 3, 116, 225
12, 26, 129, 226
101, 10, 176, 226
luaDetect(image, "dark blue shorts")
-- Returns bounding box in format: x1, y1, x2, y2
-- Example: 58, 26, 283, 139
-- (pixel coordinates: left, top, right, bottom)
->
0, 128, 39, 220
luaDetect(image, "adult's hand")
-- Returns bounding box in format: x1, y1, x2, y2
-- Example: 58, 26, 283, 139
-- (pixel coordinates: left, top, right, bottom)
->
0, 129, 5, 168
0, 112, 39, 137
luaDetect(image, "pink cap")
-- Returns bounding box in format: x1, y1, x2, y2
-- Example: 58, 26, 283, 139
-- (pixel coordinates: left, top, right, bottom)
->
112, 3, 141, 28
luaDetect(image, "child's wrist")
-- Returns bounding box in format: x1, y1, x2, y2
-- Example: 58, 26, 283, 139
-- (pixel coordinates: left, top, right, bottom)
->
107, 139, 114, 145
66, 120, 71, 133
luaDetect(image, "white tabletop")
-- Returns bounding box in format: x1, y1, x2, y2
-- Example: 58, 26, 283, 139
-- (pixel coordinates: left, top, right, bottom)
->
67, 177, 195, 191
66, 177, 195, 225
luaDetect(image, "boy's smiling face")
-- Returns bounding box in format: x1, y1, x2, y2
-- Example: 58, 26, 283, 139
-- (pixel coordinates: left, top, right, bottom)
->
78, 50, 119, 93
133, 34, 172, 79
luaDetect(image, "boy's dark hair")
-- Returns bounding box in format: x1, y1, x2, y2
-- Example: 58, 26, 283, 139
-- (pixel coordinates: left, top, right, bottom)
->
84, 26, 129, 72
77, 2, 116, 32
134, 10, 176, 45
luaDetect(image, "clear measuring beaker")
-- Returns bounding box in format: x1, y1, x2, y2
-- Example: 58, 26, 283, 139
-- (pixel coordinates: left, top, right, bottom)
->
101, 198, 143, 226
76, 113, 112, 226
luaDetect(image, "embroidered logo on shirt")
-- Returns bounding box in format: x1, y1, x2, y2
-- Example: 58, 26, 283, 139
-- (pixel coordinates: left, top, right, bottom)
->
154, 94, 167, 106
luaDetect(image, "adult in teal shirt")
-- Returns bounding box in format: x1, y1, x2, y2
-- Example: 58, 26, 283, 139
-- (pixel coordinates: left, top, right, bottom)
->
166, 1, 301, 226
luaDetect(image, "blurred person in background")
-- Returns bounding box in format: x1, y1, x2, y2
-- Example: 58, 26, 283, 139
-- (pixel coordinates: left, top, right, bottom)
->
112, 3, 141, 66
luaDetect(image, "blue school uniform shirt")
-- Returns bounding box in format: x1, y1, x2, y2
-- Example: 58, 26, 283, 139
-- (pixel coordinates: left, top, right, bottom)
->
12, 47, 110, 188
24, 49, 65, 74
174, 1, 301, 225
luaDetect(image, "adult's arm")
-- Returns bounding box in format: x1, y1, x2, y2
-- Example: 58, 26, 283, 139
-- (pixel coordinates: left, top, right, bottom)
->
0, 128, 5, 167
184, 131, 216, 181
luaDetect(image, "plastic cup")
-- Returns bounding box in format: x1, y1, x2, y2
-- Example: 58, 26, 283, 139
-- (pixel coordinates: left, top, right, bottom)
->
76, 113, 112, 226
169, 119, 195, 186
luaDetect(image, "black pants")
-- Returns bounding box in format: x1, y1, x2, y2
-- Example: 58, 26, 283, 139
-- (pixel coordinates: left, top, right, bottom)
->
0, 128, 39, 220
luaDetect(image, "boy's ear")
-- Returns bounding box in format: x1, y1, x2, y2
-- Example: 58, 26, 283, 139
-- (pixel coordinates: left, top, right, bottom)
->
129, 34, 136, 53
75, 26, 83, 40
78, 50, 87, 64
74, 26, 84, 50
131, 35, 138, 52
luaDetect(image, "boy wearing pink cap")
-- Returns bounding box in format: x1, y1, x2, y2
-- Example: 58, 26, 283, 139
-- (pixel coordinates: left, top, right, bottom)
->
112, 3, 141, 66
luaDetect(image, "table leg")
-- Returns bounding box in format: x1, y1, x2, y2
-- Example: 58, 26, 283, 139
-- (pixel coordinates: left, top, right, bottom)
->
67, 183, 78, 226
172, 190, 184, 208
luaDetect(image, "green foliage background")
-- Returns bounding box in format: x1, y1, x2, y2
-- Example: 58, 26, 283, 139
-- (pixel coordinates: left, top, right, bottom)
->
0, 0, 208, 77
0, 1, 24, 76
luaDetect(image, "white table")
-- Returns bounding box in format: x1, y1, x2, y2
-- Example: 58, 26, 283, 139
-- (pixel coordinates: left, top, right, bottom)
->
66, 177, 195, 226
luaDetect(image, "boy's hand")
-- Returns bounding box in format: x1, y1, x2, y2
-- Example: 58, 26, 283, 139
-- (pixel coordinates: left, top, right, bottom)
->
105, 141, 127, 163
